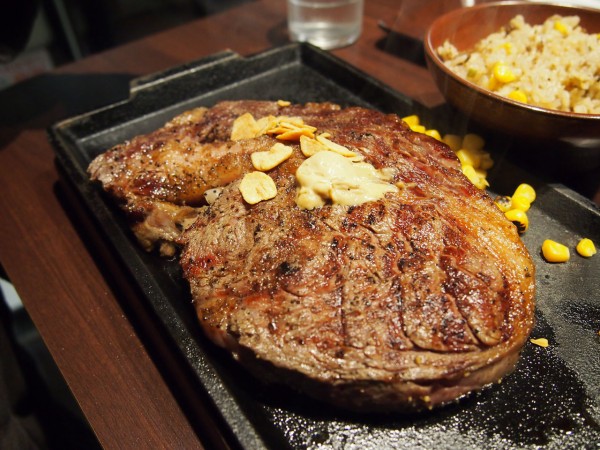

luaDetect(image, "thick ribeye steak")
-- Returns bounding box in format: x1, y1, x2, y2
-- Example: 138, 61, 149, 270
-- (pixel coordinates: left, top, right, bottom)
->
90, 100, 536, 412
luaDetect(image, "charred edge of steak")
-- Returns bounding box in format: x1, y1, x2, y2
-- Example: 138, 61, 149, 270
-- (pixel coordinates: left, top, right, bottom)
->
219, 335, 523, 413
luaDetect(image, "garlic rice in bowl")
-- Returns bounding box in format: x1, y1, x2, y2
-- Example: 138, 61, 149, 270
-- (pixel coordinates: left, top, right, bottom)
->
424, 1, 600, 147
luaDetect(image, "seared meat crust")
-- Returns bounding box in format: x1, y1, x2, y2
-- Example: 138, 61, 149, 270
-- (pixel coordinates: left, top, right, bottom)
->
88, 101, 341, 254
89, 100, 535, 411
177, 102, 536, 411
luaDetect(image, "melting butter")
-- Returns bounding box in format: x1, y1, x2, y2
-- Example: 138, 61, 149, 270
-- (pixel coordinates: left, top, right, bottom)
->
295, 151, 398, 210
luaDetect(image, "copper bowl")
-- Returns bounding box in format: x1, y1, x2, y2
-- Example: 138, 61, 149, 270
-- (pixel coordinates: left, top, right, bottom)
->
424, 1, 600, 144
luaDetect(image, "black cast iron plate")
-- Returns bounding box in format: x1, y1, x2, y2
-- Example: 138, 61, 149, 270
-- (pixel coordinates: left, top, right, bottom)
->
49, 44, 600, 450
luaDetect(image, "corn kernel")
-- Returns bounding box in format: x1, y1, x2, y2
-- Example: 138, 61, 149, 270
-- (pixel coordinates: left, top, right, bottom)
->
513, 183, 536, 203
554, 20, 569, 36
505, 209, 529, 234
239, 171, 277, 204
410, 124, 426, 133
474, 167, 488, 182
461, 164, 487, 190
443, 134, 462, 152
530, 338, 549, 348
462, 133, 485, 152
511, 195, 531, 212
495, 195, 512, 212
424, 129, 442, 141
492, 62, 516, 84
402, 115, 420, 127
576, 238, 596, 257
477, 178, 489, 190
542, 239, 570, 263
501, 42, 513, 55
251, 143, 293, 171
508, 90, 528, 103
456, 149, 480, 168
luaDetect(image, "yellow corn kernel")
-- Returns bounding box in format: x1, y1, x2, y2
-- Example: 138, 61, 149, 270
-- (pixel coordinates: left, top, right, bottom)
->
501, 42, 513, 55
508, 90, 528, 103
475, 169, 490, 189
530, 338, 549, 348
410, 124, 426, 133
461, 164, 487, 190
239, 171, 277, 204
576, 238, 597, 257
513, 183, 536, 203
424, 129, 442, 141
251, 143, 293, 171
495, 195, 512, 212
511, 195, 531, 212
455, 149, 481, 168
492, 62, 516, 84
443, 134, 462, 152
542, 239, 570, 263
461, 163, 477, 181
554, 20, 569, 36
462, 133, 485, 152
402, 115, 420, 127
505, 209, 529, 234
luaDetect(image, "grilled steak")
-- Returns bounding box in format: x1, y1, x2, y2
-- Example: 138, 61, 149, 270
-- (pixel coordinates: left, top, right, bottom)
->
88, 101, 341, 255
90, 100, 535, 412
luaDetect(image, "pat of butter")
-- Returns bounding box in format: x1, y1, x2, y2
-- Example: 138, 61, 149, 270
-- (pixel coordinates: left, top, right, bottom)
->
295, 151, 398, 210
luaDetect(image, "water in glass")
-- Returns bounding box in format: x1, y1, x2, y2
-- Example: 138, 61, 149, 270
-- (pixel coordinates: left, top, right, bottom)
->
287, 0, 364, 50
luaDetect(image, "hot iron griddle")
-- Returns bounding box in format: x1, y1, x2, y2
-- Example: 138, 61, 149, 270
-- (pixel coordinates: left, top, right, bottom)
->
49, 44, 600, 450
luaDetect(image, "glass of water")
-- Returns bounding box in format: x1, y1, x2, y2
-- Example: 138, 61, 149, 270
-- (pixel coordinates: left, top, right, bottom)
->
287, 0, 364, 50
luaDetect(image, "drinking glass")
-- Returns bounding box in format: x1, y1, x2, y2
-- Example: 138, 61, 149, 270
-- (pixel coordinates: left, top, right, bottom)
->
287, 0, 364, 50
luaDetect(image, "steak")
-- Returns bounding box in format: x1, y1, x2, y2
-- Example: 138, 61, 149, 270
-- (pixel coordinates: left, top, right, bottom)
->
88, 101, 341, 255
90, 100, 535, 412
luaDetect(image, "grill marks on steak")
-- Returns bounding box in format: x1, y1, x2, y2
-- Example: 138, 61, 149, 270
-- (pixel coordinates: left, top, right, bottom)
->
174, 102, 535, 411
88, 101, 341, 254
89, 100, 535, 411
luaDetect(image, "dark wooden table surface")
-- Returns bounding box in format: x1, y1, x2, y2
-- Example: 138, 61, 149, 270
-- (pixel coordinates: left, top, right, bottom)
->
1, 0, 598, 448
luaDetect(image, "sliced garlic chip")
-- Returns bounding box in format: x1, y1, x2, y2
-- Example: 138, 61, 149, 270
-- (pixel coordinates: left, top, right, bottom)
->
315, 133, 357, 157
299, 135, 329, 157
231, 113, 258, 140
239, 171, 277, 204
251, 143, 294, 171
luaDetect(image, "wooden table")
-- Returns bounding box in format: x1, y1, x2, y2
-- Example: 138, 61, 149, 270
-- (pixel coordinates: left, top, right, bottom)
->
1, 1, 598, 448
